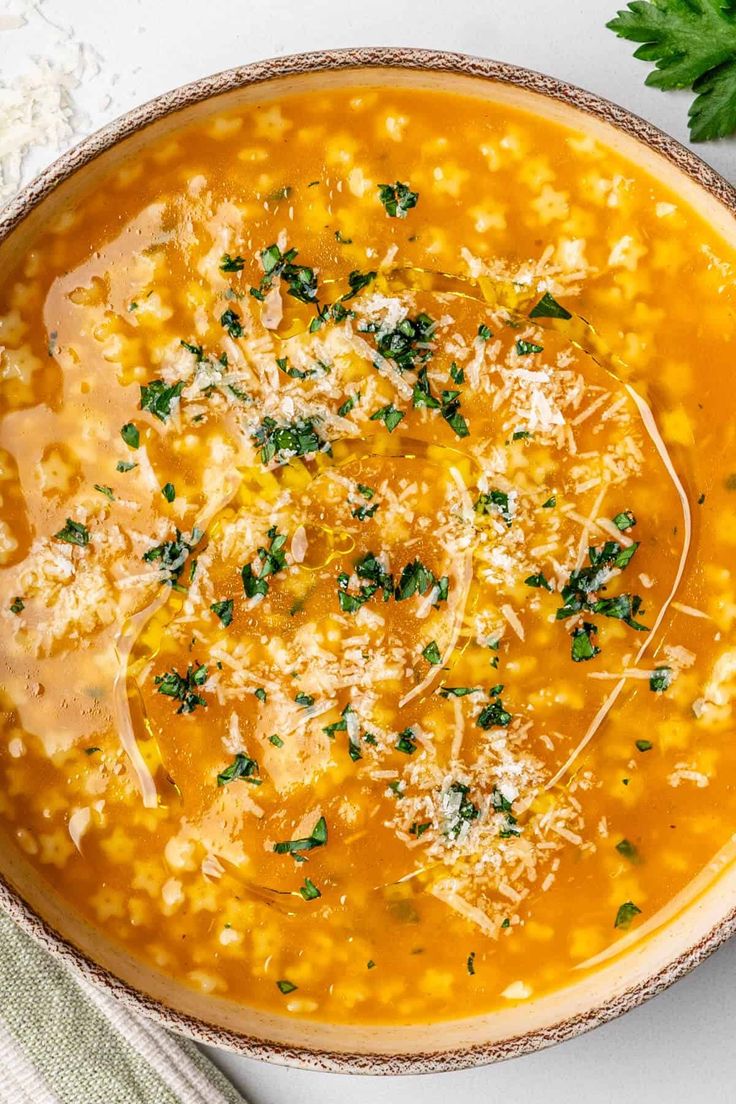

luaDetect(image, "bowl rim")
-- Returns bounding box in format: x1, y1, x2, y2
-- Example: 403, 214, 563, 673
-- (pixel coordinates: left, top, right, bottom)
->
2, 44, 736, 1075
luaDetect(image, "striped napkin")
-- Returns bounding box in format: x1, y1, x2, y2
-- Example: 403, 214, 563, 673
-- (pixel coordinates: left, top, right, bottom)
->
0, 911, 247, 1104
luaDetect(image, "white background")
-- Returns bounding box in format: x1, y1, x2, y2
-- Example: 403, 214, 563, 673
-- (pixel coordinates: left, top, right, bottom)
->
5, 2, 736, 1101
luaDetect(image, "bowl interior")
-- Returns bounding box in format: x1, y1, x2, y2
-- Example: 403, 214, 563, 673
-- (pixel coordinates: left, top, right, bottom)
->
2, 55, 736, 1071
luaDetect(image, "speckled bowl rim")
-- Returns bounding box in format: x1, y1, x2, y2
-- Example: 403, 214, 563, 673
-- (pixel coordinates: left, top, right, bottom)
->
2, 46, 736, 1075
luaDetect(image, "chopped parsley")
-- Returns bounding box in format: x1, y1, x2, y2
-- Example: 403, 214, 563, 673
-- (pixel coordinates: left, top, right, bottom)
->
120, 423, 140, 449
254, 687, 267, 703
253, 416, 326, 465
210, 599, 234, 627
250, 243, 318, 305
614, 900, 641, 930
422, 640, 442, 665
54, 518, 90, 546
334, 229, 352, 244
556, 541, 647, 634
529, 292, 572, 320
440, 389, 469, 438
395, 728, 418, 754
477, 695, 512, 729
475, 489, 513, 525
367, 312, 436, 372
616, 838, 639, 862
352, 502, 379, 520
143, 527, 203, 585
571, 622, 600, 663
342, 269, 377, 300
295, 692, 315, 707
274, 816, 328, 854
636, 739, 653, 752
477, 323, 492, 341
299, 877, 321, 901
467, 952, 476, 976
116, 460, 137, 472
377, 180, 419, 218
155, 663, 208, 714
220, 253, 246, 272
395, 559, 444, 602
491, 787, 520, 838
613, 510, 636, 531
369, 403, 405, 433
161, 482, 175, 502
94, 483, 114, 500
140, 379, 184, 422
219, 307, 243, 338
439, 686, 480, 698
242, 526, 288, 599
9, 597, 24, 615
650, 666, 674, 693
515, 339, 544, 355
276, 979, 297, 994
443, 781, 480, 838
216, 753, 260, 786
180, 340, 204, 361
542, 495, 556, 508
337, 393, 359, 417
524, 572, 553, 591
269, 734, 284, 748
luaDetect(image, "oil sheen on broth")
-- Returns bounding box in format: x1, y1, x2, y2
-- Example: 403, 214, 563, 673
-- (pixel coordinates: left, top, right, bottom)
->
1, 85, 735, 1024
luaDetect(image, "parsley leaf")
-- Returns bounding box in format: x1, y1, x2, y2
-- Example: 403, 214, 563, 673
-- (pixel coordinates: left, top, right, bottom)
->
529, 292, 572, 320
616, 838, 640, 862
253, 415, 327, 464
614, 900, 642, 929
155, 663, 208, 713
54, 518, 90, 546
9, 597, 24, 615
242, 526, 287, 598
140, 380, 184, 422
370, 403, 405, 433
515, 339, 544, 355
143, 527, 203, 585
367, 312, 436, 372
217, 753, 260, 786
395, 728, 418, 754
524, 572, 553, 591
571, 622, 600, 662
422, 640, 442, 665
220, 253, 246, 272
300, 877, 321, 900
161, 482, 175, 502
377, 181, 419, 218
274, 816, 328, 854
477, 695, 512, 729
650, 665, 674, 692
276, 979, 297, 994
607, 0, 736, 140
210, 598, 234, 626
475, 489, 514, 525
120, 423, 140, 449
220, 308, 243, 338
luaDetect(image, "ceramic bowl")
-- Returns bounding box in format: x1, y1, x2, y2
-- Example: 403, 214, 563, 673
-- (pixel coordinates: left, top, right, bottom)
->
2, 47, 736, 1073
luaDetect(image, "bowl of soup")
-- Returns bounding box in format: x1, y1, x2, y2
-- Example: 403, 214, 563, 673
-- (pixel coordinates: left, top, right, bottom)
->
2, 47, 736, 1072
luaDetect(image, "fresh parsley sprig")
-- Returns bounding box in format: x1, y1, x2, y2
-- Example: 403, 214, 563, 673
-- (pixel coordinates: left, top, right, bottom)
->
607, 0, 736, 141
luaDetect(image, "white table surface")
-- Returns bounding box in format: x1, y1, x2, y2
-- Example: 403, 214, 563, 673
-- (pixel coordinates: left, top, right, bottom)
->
5, 1, 736, 1100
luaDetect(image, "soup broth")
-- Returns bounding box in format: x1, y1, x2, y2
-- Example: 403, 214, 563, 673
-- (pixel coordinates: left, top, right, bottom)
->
1, 83, 735, 1023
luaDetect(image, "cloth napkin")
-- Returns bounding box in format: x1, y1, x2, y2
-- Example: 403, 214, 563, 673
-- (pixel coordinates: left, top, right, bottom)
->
0, 910, 248, 1104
